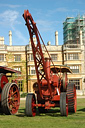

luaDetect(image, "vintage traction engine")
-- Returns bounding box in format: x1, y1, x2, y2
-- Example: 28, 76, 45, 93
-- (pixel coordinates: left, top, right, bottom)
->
0, 66, 20, 115
23, 10, 77, 117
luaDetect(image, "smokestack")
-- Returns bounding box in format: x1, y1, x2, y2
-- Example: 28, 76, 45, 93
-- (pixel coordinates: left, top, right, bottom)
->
0, 37, 4, 44
79, 30, 83, 45
47, 41, 51, 46
55, 31, 58, 45
9, 30, 12, 46
29, 37, 36, 48
29, 38, 31, 48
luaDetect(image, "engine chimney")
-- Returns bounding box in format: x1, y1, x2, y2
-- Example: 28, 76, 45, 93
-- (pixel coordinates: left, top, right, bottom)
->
55, 31, 58, 45
9, 30, 12, 46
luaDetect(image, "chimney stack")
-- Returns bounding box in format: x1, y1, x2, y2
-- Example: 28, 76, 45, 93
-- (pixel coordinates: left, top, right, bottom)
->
9, 30, 12, 46
47, 41, 51, 46
55, 31, 58, 45
0, 37, 4, 44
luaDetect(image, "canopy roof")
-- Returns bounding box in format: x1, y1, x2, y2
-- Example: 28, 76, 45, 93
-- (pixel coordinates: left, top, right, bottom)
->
0, 66, 21, 75
40, 65, 72, 73
50, 65, 72, 73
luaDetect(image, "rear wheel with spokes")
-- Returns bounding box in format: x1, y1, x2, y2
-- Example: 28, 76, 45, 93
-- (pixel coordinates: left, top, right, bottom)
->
1, 83, 20, 115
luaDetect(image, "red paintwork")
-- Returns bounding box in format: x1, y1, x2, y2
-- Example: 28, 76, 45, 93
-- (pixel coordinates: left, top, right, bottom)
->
23, 10, 53, 99
74, 86, 77, 112
0, 74, 8, 101
32, 96, 36, 116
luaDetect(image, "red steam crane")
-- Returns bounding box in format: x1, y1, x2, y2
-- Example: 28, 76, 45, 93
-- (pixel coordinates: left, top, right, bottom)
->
23, 10, 77, 117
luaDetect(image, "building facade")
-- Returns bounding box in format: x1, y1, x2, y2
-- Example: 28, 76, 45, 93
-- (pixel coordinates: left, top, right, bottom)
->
26, 31, 85, 95
0, 30, 85, 95
63, 15, 85, 95
0, 31, 26, 92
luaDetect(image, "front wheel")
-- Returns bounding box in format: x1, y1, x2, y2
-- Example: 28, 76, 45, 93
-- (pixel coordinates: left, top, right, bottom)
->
60, 92, 68, 116
25, 93, 36, 117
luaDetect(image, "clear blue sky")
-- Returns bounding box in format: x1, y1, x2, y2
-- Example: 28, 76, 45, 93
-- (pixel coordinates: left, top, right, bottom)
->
0, 0, 85, 46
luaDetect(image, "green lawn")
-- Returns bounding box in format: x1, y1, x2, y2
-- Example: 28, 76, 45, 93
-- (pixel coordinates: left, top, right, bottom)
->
0, 98, 85, 128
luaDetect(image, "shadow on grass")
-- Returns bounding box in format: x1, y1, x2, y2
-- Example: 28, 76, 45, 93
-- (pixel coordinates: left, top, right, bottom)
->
77, 108, 85, 112
42, 109, 61, 117
0, 107, 76, 118
16, 107, 76, 117
16, 108, 62, 117
16, 108, 26, 117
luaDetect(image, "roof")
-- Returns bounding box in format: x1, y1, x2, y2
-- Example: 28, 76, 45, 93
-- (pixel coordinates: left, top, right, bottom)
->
0, 66, 21, 74
50, 65, 72, 73
40, 65, 72, 73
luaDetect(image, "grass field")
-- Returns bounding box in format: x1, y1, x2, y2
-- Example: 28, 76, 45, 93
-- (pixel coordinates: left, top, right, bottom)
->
0, 98, 85, 128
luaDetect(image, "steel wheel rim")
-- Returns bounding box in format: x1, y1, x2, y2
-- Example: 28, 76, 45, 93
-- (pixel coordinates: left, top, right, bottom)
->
73, 86, 77, 112
32, 96, 36, 116
63, 73, 67, 91
8, 84, 20, 114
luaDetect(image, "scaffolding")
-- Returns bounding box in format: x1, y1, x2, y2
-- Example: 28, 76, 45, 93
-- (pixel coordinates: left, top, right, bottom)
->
63, 15, 85, 45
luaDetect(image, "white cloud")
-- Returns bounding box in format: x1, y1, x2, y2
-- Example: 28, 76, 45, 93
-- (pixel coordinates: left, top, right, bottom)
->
12, 26, 28, 44
45, 7, 69, 17
0, 4, 21, 8
0, 10, 20, 26
46, 7, 85, 17
0, 10, 28, 44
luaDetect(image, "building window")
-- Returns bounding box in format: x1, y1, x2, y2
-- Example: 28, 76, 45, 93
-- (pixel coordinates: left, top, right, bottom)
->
70, 65, 79, 73
13, 67, 21, 76
31, 67, 36, 75
30, 54, 34, 61
29, 54, 34, 61
0, 54, 4, 61
14, 67, 22, 71
14, 55, 21, 62
50, 54, 57, 61
18, 80, 23, 91
69, 79, 80, 90
68, 53, 79, 60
